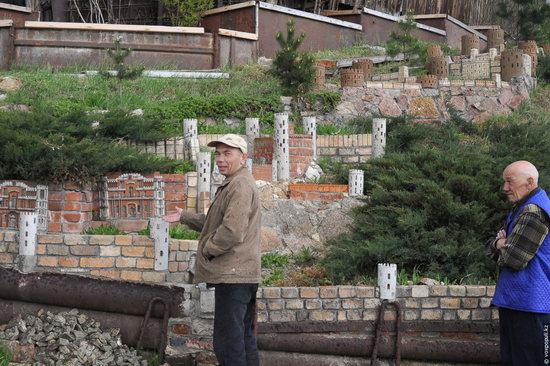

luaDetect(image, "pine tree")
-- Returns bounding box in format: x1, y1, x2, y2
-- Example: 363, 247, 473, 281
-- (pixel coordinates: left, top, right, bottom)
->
271, 20, 315, 97
496, 0, 550, 43
101, 36, 144, 99
385, 11, 427, 66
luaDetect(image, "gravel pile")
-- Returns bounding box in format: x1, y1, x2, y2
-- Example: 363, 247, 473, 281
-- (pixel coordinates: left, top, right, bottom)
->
0, 309, 147, 366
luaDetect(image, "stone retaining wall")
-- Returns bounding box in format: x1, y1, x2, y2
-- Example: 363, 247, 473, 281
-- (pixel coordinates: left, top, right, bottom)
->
328, 75, 532, 124
255, 284, 496, 323
0, 229, 499, 363
168, 284, 499, 362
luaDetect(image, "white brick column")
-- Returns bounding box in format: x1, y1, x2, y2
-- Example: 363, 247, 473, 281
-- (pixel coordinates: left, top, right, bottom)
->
302, 116, 317, 161
245, 117, 260, 159
372, 118, 387, 158
348, 169, 364, 197
378, 263, 397, 300
274, 113, 290, 181
19, 212, 37, 256
150, 217, 169, 271
183, 118, 199, 162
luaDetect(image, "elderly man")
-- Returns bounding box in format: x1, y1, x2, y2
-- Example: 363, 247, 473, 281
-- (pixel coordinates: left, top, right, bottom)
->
164, 134, 261, 366
489, 160, 550, 366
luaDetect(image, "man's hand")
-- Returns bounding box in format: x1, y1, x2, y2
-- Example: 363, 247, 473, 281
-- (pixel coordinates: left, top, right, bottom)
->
163, 206, 183, 223
495, 229, 507, 250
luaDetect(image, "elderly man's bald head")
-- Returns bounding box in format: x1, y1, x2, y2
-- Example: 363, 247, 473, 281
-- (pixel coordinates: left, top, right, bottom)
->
502, 160, 539, 203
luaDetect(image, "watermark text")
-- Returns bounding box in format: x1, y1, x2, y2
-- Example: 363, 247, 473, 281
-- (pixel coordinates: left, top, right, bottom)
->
544, 324, 549, 365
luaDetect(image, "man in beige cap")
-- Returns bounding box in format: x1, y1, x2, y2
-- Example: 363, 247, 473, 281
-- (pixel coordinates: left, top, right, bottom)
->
164, 134, 261, 366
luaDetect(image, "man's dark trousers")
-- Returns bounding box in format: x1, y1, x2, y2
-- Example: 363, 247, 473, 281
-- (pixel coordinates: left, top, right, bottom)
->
499, 307, 550, 365
213, 283, 259, 366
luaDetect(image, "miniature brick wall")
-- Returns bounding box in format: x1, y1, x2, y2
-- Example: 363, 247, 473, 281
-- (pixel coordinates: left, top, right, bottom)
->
47, 182, 95, 234
0, 229, 500, 362
352, 59, 374, 81
428, 56, 448, 78
163, 174, 187, 213
315, 64, 325, 86
418, 74, 438, 88
461, 61, 491, 80
487, 29, 504, 50
253, 136, 314, 178
501, 49, 524, 81
252, 164, 273, 182
0, 230, 197, 284
316, 134, 372, 163
461, 35, 479, 56
341, 68, 364, 87
1, 176, 187, 234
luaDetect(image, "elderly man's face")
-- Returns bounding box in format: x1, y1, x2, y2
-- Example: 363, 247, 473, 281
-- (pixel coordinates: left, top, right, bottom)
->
502, 168, 534, 203
215, 143, 246, 177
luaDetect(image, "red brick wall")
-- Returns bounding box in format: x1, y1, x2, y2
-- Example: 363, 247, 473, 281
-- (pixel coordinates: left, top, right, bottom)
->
252, 164, 272, 182
254, 135, 314, 178
163, 174, 187, 213
47, 174, 187, 234
47, 182, 95, 233
289, 135, 314, 177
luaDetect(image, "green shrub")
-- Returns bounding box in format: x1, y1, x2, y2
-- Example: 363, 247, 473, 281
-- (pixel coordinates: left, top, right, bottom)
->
537, 55, 550, 83
173, 160, 196, 175
317, 157, 353, 184
305, 90, 342, 113
322, 87, 550, 284
261, 252, 289, 286
86, 225, 124, 235
0, 345, 12, 366
291, 247, 316, 266
138, 225, 199, 240
0, 109, 179, 183
162, 0, 213, 26
170, 225, 200, 240
317, 123, 356, 135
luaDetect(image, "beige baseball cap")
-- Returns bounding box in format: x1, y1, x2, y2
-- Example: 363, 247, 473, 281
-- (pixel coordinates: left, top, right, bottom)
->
207, 134, 248, 154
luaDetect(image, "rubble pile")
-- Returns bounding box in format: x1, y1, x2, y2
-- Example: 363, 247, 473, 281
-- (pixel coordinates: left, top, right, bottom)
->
0, 309, 147, 366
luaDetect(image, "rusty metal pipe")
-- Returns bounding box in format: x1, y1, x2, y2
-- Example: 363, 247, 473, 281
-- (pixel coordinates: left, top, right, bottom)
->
0, 267, 185, 318
257, 333, 499, 363
0, 298, 163, 349
258, 350, 371, 366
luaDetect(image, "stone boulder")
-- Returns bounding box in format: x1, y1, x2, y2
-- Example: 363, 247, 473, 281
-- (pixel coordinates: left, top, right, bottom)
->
0, 77, 22, 92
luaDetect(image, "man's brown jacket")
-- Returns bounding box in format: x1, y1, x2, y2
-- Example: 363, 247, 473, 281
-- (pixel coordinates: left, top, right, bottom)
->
181, 167, 261, 284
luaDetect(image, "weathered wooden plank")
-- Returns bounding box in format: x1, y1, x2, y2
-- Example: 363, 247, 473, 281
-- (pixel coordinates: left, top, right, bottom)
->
24, 21, 204, 34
